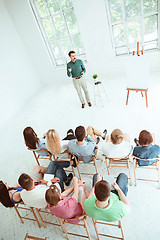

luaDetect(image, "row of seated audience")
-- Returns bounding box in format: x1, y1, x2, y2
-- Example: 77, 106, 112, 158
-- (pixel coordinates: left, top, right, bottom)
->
0, 126, 159, 227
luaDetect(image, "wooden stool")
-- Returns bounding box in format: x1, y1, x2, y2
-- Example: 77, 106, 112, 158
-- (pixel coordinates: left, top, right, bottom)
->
126, 88, 148, 107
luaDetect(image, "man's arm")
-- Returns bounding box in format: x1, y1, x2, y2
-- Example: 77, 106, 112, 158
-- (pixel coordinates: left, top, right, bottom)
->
81, 60, 86, 73
112, 183, 130, 207
67, 64, 72, 77
86, 135, 96, 144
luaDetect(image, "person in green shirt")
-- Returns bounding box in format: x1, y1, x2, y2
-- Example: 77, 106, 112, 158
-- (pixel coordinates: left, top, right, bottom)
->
84, 173, 129, 222
67, 51, 91, 108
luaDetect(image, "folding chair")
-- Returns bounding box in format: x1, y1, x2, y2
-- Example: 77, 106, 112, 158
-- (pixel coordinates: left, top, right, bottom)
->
14, 202, 41, 227
24, 233, 47, 240
68, 150, 98, 180
28, 148, 52, 166
35, 207, 65, 231
58, 214, 91, 240
103, 154, 132, 186
132, 155, 160, 189
92, 219, 125, 240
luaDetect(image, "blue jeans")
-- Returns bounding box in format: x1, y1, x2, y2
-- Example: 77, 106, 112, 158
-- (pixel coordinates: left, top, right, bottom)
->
45, 161, 70, 192
93, 173, 128, 196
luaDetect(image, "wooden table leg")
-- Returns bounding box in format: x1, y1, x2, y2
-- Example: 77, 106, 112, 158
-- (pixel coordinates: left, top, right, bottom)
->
126, 89, 130, 105
145, 90, 148, 107
141, 91, 144, 97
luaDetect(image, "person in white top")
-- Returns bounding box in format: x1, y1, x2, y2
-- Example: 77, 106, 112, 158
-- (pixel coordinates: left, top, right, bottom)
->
102, 129, 132, 158
18, 161, 73, 209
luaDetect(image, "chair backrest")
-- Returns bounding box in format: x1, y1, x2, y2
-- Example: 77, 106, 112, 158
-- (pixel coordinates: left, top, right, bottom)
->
132, 155, 159, 162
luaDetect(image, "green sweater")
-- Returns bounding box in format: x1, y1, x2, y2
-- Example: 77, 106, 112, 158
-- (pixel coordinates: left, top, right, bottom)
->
67, 59, 86, 78
84, 193, 128, 222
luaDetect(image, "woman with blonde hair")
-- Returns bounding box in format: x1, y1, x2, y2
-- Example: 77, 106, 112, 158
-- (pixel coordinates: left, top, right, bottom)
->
102, 129, 132, 158
46, 129, 70, 156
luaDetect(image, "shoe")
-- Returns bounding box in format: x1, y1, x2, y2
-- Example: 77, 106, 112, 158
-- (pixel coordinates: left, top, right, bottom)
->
134, 138, 139, 146
82, 104, 85, 108
88, 102, 92, 107
96, 137, 100, 144
102, 129, 107, 140
63, 129, 76, 140
65, 173, 73, 186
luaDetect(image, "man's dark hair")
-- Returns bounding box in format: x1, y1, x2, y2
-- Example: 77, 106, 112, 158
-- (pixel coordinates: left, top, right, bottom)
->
95, 180, 111, 201
68, 51, 75, 57
18, 173, 33, 190
139, 130, 153, 146
75, 126, 85, 141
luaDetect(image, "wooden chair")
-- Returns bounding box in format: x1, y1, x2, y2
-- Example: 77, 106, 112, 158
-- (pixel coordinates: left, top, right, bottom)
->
103, 154, 132, 186
35, 207, 65, 231
92, 219, 125, 240
132, 155, 160, 189
58, 214, 91, 240
28, 148, 52, 166
24, 233, 47, 240
68, 150, 98, 180
14, 203, 41, 227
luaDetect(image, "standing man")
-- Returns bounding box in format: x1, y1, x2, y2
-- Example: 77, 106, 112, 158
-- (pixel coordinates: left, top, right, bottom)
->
67, 51, 91, 108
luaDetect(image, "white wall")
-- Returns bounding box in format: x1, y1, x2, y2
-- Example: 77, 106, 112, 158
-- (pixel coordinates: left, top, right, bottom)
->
0, 0, 42, 131
4, 0, 160, 85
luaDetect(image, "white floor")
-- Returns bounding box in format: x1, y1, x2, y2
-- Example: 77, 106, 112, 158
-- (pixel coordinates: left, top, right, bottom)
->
1, 74, 160, 240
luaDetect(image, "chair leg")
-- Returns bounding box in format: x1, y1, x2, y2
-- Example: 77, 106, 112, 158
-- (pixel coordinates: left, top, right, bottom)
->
127, 160, 132, 186
126, 89, 129, 105
35, 208, 46, 228
30, 207, 41, 228
57, 217, 65, 233
14, 206, 24, 224
133, 160, 137, 186
24, 233, 28, 240
105, 158, 110, 175
92, 219, 100, 240
119, 221, 125, 240
158, 161, 160, 189
77, 165, 81, 180
145, 90, 148, 108
61, 221, 69, 240
33, 151, 40, 166
83, 218, 91, 240
94, 158, 98, 173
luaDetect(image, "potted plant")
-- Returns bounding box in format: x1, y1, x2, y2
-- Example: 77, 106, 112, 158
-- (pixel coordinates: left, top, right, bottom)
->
93, 74, 98, 80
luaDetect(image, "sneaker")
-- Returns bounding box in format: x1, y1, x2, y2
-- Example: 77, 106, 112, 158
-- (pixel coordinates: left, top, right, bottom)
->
96, 137, 100, 144
102, 129, 107, 140
88, 102, 92, 107
82, 104, 85, 108
65, 173, 73, 186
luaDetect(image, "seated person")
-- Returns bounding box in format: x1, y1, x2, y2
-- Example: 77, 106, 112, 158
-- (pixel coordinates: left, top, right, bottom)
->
133, 130, 160, 166
45, 176, 89, 223
46, 129, 70, 156
102, 129, 132, 158
23, 127, 48, 156
19, 162, 73, 209
86, 126, 107, 143
0, 181, 23, 208
84, 173, 129, 222
68, 125, 97, 163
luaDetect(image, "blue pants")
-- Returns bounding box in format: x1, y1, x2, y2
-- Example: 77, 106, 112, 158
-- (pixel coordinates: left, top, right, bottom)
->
93, 173, 128, 196
45, 161, 70, 192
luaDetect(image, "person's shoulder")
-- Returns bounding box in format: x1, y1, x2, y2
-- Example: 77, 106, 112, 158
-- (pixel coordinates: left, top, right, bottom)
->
68, 139, 76, 146
77, 59, 83, 63
84, 196, 95, 206
67, 61, 72, 66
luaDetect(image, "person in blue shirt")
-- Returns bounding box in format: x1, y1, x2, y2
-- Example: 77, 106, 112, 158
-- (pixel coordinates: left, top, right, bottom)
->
67, 51, 91, 109
133, 130, 160, 166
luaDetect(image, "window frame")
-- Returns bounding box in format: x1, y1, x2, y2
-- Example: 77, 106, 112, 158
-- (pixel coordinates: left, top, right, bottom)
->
105, 0, 160, 56
29, 0, 86, 68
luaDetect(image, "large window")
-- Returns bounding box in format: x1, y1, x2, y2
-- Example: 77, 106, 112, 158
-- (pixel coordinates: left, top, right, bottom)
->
106, 0, 159, 56
30, 0, 86, 67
